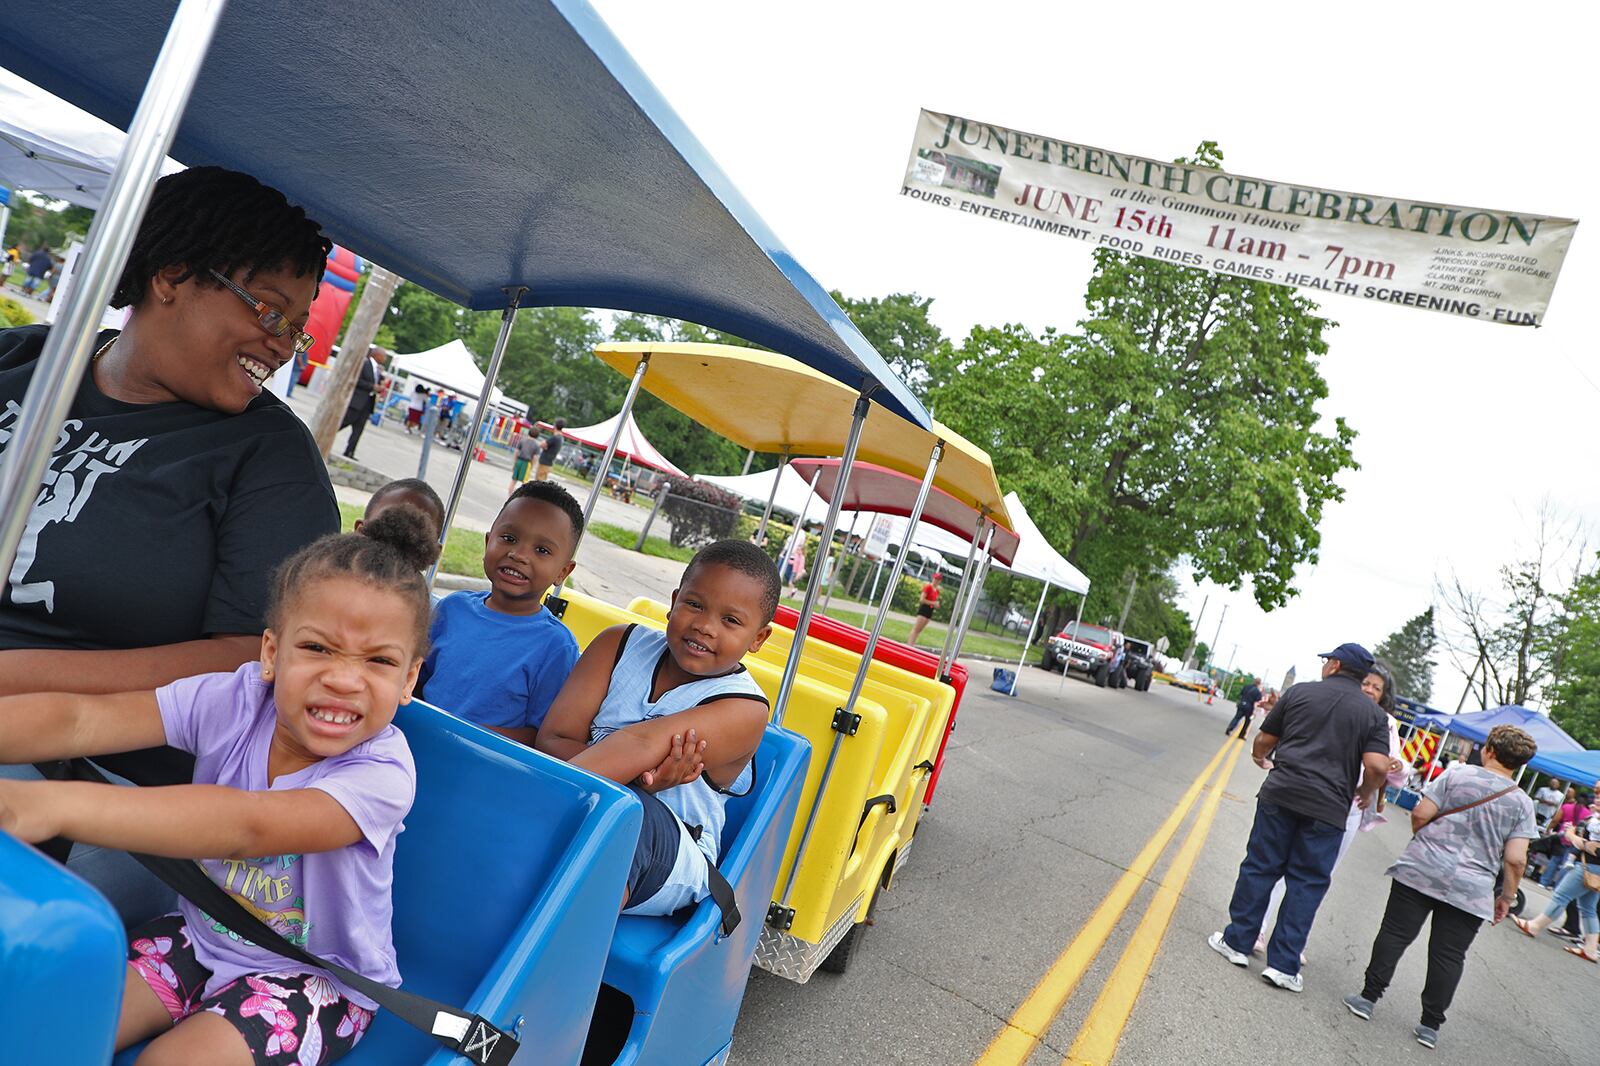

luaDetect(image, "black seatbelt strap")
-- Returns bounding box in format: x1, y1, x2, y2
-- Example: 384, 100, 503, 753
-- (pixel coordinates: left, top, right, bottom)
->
68, 764, 518, 1065
684, 823, 741, 937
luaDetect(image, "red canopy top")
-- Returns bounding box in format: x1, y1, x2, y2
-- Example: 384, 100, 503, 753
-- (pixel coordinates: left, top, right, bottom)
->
789, 458, 1019, 566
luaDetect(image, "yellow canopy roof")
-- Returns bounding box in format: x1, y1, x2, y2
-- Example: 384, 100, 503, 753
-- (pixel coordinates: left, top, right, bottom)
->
593, 342, 1013, 530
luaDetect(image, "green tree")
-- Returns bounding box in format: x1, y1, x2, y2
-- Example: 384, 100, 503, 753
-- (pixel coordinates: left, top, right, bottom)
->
1119, 570, 1195, 654
922, 144, 1357, 612
1374, 607, 1436, 702
1550, 567, 1600, 748
1193, 642, 1211, 669
384, 284, 466, 353
830, 291, 949, 394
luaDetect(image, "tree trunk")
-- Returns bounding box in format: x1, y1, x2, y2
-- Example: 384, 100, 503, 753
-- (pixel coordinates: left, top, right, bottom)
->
310, 266, 402, 457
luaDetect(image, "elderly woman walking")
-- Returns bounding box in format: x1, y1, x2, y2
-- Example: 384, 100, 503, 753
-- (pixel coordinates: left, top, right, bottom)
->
1342, 724, 1537, 1051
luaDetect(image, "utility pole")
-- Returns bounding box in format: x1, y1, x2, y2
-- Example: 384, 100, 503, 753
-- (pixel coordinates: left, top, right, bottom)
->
1184, 594, 1209, 668
742, 449, 755, 476
311, 265, 401, 457
1210, 604, 1228, 664
1116, 570, 1138, 631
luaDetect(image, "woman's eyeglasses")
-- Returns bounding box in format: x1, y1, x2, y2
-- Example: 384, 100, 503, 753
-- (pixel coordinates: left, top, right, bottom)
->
207, 269, 315, 353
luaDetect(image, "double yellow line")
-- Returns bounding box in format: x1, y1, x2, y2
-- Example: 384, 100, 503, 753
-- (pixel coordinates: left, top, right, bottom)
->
977, 734, 1248, 1066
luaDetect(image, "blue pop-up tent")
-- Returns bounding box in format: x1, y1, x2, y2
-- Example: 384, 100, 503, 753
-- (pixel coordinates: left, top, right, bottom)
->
1527, 748, 1600, 786
0, 0, 927, 426
1411, 705, 1585, 754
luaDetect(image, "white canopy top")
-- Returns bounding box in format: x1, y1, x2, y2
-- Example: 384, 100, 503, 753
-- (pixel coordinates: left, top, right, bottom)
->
386, 339, 507, 408
996, 491, 1090, 594
0, 69, 182, 209
697, 465, 832, 524
565, 408, 685, 477
697, 466, 967, 564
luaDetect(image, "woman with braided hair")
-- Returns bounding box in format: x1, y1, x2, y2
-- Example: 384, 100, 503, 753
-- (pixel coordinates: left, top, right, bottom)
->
0, 166, 340, 913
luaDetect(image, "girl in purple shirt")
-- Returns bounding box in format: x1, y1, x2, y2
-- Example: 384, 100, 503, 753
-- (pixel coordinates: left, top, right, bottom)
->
0, 513, 435, 1066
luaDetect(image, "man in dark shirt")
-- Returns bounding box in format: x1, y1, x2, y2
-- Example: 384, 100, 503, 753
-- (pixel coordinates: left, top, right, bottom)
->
1226, 677, 1262, 739
338, 346, 386, 459
1208, 642, 1391, 993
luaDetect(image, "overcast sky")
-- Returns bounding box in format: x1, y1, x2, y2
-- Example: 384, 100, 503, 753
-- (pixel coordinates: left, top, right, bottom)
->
592, 0, 1597, 704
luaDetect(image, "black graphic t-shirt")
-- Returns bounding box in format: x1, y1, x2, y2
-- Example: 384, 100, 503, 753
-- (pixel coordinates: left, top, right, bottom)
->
0, 325, 340, 653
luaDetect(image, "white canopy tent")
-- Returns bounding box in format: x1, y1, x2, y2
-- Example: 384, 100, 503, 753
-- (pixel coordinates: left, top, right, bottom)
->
996, 491, 1092, 696
565, 408, 685, 477
697, 466, 961, 563
386, 339, 512, 412
0, 69, 183, 211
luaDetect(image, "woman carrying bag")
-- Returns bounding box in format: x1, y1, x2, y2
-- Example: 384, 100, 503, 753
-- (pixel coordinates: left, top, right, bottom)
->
1513, 810, 1600, 961
1341, 724, 1537, 1052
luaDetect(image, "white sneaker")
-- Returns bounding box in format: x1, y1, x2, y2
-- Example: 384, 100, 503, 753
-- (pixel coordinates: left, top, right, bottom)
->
1261, 966, 1304, 993
1208, 931, 1248, 967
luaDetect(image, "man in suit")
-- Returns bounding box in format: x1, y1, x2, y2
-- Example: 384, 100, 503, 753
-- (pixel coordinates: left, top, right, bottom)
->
340, 346, 387, 459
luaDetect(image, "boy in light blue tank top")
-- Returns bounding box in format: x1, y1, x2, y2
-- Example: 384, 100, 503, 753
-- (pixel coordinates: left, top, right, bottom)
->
538, 540, 777, 915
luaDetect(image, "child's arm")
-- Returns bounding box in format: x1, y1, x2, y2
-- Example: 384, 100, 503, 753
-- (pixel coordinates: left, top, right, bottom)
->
0, 778, 364, 860
535, 626, 628, 763
0, 690, 167, 762
571, 696, 767, 790
489, 725, 540, 746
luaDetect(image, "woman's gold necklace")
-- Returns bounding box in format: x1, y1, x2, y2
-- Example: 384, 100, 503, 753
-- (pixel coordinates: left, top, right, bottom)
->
92, 338, 115, 362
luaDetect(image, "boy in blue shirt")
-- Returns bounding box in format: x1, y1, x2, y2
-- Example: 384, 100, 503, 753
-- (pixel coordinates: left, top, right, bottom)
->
418, 480, 582, 743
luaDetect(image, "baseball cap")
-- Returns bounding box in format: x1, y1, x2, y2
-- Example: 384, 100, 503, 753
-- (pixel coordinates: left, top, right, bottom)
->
1319, 642, 1375, 672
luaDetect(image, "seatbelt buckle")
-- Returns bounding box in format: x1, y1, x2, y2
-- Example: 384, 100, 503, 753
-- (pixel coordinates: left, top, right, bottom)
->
434, 1012, 519, 1066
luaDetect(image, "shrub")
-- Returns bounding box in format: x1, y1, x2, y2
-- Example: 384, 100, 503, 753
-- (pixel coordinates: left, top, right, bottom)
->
0, 296, 35, 329
660, 474, 743, 549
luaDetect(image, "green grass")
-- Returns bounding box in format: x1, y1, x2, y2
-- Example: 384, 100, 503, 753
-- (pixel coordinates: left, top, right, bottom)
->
590, 520, 694, 562
338, 502, 483, 577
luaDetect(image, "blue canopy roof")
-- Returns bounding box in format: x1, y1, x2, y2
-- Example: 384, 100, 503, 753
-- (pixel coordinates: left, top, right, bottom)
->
1526, 748, 1600, 785
0, 0, 928, 426
1412, 705, 1584, 754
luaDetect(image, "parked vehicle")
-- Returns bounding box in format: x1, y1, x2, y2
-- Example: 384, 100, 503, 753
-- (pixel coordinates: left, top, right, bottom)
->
1040, 621, 1123, 687
1170, 668, 1214, 693
1121, 637, 1156, 691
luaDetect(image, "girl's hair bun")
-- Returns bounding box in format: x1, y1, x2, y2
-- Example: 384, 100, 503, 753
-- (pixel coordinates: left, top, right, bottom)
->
359, 506, 441, 572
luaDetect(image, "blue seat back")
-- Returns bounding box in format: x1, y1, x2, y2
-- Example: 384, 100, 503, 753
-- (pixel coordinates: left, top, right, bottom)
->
601, 725, 810, 1065
356, 701, 640, 1065
0, 833, 126, 1064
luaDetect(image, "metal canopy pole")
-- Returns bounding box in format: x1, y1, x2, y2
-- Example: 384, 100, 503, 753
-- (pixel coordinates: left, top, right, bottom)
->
772, 393, 871, 727
429, 286, 525, 589
753, 445, 790, 545
947, 524, 995, 669
0, 0, 226, 581
936, 511, 988, 679
779, 439, 943, 908
1057, 592, 1087, 695
846, 441, 942, 712
580, 354, 649, 532
1421, 728, 1451, 782
820, 508, 861, 614
1008, 578, 1052, 696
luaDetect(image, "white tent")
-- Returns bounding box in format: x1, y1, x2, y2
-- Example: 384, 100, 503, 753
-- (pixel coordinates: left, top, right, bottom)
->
697, 465, 832, 524
386, 339, 508, 409
0, 69, 182, 209
996, 491, 1091, 696
696, 466, 957, 562
565, 408, 685, 477
997, 491, 1090, 594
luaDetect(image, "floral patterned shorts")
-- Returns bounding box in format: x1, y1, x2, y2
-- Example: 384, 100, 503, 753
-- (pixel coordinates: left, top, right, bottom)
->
127, 914, 373, 1066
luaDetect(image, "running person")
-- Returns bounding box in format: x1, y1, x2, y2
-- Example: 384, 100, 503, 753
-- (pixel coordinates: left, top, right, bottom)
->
908, 571, 942, 645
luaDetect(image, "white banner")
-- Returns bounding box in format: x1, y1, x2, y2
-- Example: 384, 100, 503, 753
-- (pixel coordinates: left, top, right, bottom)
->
902, 110, 1577, 326
864, 513, 894, 561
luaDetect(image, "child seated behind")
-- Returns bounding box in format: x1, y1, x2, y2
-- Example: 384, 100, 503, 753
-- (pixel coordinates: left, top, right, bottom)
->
417, 480, 582, 744
538, 539, 776, 915
0, 514, 435, 1066
356, 477, 445, 569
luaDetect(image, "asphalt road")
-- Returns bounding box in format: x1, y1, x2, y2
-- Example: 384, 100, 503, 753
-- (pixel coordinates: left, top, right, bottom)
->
280, 388, 1588, 1064
729, 668, 1590, 1065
